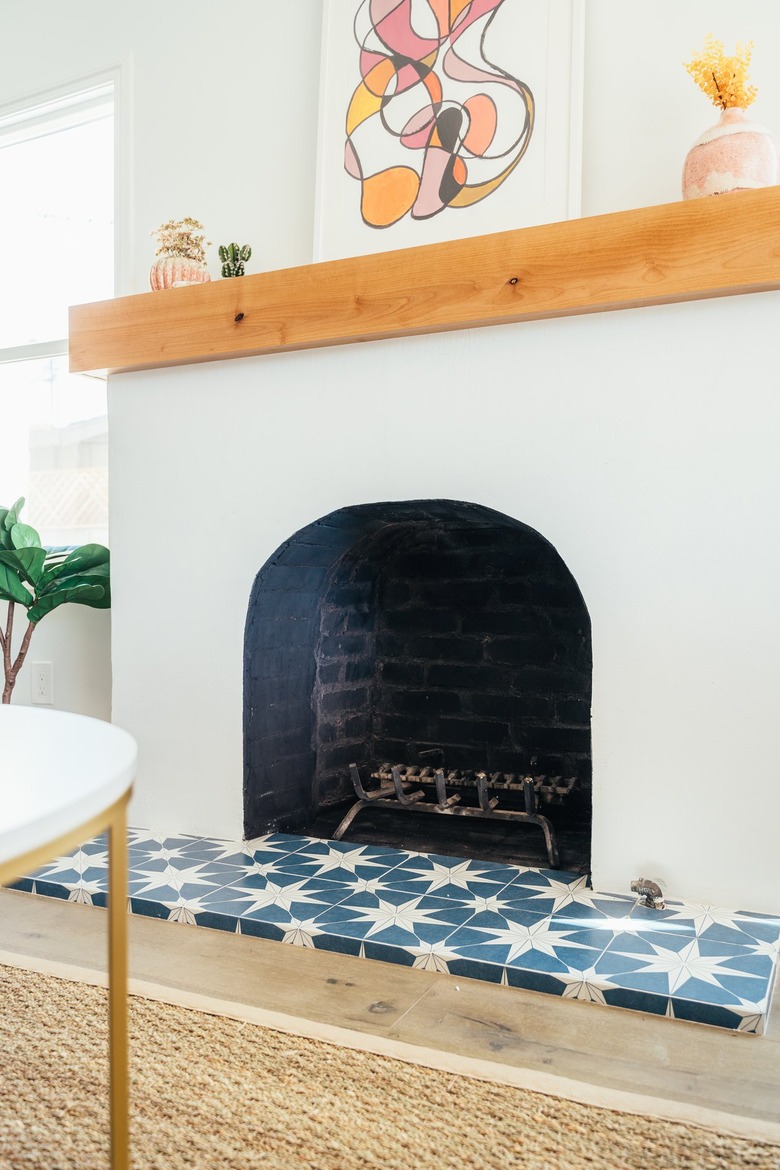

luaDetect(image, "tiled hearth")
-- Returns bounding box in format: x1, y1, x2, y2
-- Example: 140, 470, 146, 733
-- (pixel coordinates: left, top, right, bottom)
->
11, 830, 780, 1035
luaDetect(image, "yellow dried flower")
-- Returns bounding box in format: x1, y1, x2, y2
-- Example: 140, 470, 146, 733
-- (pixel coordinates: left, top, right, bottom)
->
684, 35, 758, 110
150, 217, 212, 263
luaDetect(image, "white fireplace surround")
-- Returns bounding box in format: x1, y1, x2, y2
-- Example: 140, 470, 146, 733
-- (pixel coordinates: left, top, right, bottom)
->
109, 288, 780, 915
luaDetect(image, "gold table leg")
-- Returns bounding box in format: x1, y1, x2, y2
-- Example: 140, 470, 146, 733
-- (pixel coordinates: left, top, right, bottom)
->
107, 797, 130, 1170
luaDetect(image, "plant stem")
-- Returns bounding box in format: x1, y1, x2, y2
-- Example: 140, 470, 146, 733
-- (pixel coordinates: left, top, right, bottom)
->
2, 602, 14, 702
2, 606, 35, 704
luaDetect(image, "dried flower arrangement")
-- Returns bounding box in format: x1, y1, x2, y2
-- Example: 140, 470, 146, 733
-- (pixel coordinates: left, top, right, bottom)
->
684, 35, 758, 110
150, 217, 212, 264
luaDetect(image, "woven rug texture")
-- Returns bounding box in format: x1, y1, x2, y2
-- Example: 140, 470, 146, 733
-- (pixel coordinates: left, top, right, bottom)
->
0, 964, 778, 1170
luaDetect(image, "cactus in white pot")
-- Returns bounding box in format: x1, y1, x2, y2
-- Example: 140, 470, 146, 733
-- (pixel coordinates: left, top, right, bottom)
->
219, 242, 252, 278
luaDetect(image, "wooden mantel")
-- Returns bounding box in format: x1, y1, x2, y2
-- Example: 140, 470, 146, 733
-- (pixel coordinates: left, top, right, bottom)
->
69, 187, 780, 375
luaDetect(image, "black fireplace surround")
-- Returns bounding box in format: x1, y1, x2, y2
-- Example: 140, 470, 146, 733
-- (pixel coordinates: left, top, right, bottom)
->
243, 500, 591, 840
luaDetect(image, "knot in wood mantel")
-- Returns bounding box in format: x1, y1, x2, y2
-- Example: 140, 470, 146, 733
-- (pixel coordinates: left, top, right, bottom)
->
68, 188, 780, 374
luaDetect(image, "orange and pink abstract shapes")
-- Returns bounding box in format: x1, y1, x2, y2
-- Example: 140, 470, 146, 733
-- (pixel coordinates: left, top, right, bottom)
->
344, 0, 534, 229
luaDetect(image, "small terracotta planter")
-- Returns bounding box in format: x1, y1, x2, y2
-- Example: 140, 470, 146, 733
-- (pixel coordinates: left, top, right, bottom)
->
149, 256, 211, 291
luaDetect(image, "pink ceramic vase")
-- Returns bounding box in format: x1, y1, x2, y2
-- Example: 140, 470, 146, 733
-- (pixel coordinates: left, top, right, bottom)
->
682, 107, 780, 199
149, 256, 211, 290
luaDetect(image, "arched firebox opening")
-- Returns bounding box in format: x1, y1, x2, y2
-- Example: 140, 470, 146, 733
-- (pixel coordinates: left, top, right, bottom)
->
244, 500, 591, 868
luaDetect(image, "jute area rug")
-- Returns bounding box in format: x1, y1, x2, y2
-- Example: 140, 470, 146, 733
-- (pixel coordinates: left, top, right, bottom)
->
0, 964, 778, 1170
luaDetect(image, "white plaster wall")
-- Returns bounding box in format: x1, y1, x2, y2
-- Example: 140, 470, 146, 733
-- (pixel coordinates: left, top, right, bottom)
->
581, 1, 780, 216
111, 290, 780, 913
0, 0, 324, 290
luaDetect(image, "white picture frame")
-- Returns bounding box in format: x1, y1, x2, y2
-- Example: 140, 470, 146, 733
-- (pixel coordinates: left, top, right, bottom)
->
314, 0, 585, 262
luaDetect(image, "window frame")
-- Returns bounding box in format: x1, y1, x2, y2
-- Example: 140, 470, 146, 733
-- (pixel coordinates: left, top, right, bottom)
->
0, 66, 127, 367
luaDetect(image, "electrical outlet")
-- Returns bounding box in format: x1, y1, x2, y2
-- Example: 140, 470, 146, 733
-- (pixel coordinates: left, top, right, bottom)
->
31, 662, 53, 705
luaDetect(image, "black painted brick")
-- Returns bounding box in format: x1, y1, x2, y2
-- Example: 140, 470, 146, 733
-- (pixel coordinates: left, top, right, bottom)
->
389, 690, 462, 715
556, 698, 591, 723
373, 739, 412, 762
380, 661, 425, 686
460, 611, 524, 635
375, 713, 419, 740
527, 727, 592, 753
253, 590, 322, 619
346, 609, 374, 632
315, 721, 339, 744
329, 583, 374, 608
469, 693, 554, 721
320, 688, 369, 716
247, 676, 311, 708
384, 610, 459, 634
276, 542, 344, 567
547, 609, 592, 636
319, 634, 370, 660
250, 729, 310, 760
255, 618, 313, 650
344, 713, 371, 739
250, 646, 311, 680
320, 610, 349, 636
484, 638, 558, 667
318, 662, 342, 685
433, 718, 509, 745
319, 743, 370, 771
426, 663, 513, 690
344, 658, 373, 683
380, 581, 412, 608
263, 565, 331, 592
509, 667, 590, 693
392, 636, 484, 663
418, 581, 493, 608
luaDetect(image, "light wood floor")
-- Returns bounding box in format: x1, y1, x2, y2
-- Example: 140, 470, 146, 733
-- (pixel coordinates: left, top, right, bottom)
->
1, 888, 779, 1141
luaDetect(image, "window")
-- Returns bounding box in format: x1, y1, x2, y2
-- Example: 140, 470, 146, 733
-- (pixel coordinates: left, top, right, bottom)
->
0, 78, 115, 545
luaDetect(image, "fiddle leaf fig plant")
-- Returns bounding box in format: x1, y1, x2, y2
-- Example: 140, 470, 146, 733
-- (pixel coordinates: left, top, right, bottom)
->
0, 498, 110, 703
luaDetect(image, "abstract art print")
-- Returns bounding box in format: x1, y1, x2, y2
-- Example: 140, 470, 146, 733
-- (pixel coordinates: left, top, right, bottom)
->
315, 0, 584, 260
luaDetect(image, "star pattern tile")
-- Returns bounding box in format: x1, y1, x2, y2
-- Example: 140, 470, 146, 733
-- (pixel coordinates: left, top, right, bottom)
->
7, 828, 780, 1034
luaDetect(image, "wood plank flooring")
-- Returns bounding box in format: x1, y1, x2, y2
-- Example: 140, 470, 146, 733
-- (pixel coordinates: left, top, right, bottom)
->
1, 888, 779, 1142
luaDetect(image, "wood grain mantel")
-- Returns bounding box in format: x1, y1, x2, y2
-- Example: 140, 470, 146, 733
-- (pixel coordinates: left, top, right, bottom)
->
69, 187, 780, 375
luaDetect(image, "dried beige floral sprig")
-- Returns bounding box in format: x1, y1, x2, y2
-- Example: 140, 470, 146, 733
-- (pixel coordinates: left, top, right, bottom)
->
684, 35, 758, 110
150, 217, 212, 264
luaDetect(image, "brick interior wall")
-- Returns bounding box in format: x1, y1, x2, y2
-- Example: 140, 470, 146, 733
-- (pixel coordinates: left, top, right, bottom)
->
244, 501, 591, 838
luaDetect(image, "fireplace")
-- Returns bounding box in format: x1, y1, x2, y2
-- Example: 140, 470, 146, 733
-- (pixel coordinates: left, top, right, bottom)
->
244, 499, 592, 867
107, 283, 780, 913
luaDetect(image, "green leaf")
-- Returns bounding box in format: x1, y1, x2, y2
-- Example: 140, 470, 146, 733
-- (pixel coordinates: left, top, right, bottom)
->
0, 547, 46, 586
39, 545, 109, 585
27, 583, 106, 623
42, 570, 110, 601
4, 498, 25, 530
0, 564, 33, 606
10, 522, 41, 550
39, 543, 110, 589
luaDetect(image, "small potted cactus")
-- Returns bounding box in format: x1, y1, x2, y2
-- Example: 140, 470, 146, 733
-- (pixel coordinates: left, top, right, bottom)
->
149, 217, 212, 290
219, 242, 252, 277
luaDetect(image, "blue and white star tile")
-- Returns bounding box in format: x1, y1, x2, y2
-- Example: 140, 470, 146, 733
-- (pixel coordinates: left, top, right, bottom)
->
382, 854, 524, 900
500, 870, 636, 921
198, 874, 349, 928
127, 860, 226, 903
630, 900, 780, 953
312, 888, 473, 949
267, 839, 410, 886
8, 825, 780, 1034
149, 835, 254, 868
594, 932, 774, 1014
444, 910, 607, 979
